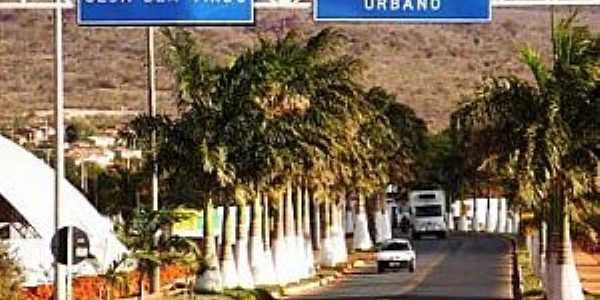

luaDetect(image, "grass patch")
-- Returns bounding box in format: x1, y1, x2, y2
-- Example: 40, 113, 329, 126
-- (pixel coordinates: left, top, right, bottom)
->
162, 288, 276, 300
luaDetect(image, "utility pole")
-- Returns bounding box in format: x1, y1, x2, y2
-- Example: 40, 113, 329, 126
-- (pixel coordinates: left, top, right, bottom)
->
147, 26, 160, 296
53, 1, 68, 299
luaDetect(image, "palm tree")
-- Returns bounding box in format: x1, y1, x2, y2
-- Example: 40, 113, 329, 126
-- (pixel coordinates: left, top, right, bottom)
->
114, 209, 196, 300
452, 15, 600, 300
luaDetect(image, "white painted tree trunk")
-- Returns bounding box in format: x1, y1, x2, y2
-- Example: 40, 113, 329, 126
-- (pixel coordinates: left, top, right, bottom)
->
220, 205, 239, 289
458, 214, 468, 232
506, 215, 513, 234
382, 206, 392, 240
235, 205, 254, 289
485, 198, 492, 232
497, 199, 507, 233
545, 230, 585, 300
332, 200, 348, 264
513, 210, 520, 234
472, 198, 479, 232
320, 197, 336, 267
303, 186, 316, 277
273, 193, 290, 285
295, 184, 308, 279
375, 210, 385, 243
284, 182, 299, 283
337, 204, 349, 264
345, 209, 354, 234
262, 194, 278, 285
195, 199, 223, 293
250, 192, 268, 285
447, 210, 455, 231
353, 192, 373, 251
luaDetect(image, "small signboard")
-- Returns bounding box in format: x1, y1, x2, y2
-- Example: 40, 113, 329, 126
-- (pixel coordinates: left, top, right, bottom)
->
314, 0, 491, 23
78, 0, 254, 26
51, 226, 91, 265
172, 207, 225, 238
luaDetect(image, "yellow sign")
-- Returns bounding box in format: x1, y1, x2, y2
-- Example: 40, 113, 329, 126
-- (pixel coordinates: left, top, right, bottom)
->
172, 209, 202, 238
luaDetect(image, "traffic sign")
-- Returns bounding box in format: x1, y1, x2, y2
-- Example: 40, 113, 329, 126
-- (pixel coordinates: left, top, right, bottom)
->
51, 226, 91, 265
78, 0, 254, 26
314, 0, 492, 23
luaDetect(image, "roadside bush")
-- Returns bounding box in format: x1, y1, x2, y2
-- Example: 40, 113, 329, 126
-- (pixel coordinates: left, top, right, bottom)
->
0, 242, 24, 300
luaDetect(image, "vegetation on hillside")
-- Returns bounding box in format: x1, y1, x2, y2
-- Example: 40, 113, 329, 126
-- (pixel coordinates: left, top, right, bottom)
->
2, 8, 600, 130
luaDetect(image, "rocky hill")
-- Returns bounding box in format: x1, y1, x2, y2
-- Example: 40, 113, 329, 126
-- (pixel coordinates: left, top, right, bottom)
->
1, 7, 600, 131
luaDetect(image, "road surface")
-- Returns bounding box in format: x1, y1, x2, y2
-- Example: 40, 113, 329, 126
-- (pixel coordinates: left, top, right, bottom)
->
286, 233, 513, 300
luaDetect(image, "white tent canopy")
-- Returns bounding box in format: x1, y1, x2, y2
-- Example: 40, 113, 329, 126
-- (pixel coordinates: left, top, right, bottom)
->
0, 135, 127, 286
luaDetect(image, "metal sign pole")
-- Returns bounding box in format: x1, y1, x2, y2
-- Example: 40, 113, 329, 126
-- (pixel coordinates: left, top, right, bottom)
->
147, 26, 160, 295
53, 1, 67, 299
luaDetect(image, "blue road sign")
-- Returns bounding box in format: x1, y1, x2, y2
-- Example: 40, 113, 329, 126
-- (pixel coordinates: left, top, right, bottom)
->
78, 0, 254, 26
314, 0, 491, 23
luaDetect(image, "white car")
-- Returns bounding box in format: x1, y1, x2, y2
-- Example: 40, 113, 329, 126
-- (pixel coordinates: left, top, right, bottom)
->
376, 238, 416, 273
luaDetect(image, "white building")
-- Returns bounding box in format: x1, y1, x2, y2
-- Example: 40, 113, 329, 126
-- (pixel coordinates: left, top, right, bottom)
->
0, 135, 127, 286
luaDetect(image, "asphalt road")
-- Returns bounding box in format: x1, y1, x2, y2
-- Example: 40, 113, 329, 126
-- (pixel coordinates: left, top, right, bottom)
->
285, 233, 513, 300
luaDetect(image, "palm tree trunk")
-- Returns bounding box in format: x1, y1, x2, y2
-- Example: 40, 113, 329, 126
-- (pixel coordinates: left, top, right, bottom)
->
353, 191, 373, 250
345, 196, 354, 235
273, 191, 289, 285
303, 183, 315, 276
374, 195, 385, 243
220, 203, 239, 289
382, 200, 392, 240
312, 190, 321, 251
235, 204, 254, 288
334, 200, 348, 263
546, 184, 585, 300
484, 195, 491, 232
284, 181, 299, 282
320, 196, 335, 267
250, 189, 267, 284
194, 197, 222, 293
262, 192, 278, 285
295, 183, 308, 279
497, 198, 507, 233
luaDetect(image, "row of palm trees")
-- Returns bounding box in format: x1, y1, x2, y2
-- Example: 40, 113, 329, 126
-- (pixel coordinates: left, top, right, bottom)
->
130, 28, 428, 291
451, 14, 599, 300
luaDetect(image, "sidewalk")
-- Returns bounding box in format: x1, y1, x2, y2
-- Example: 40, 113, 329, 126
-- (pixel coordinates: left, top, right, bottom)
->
574, 247, 600, 296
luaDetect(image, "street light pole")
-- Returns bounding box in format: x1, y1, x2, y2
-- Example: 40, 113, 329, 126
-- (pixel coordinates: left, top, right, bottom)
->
53, 1, 67, 299
147, 26, 160, 295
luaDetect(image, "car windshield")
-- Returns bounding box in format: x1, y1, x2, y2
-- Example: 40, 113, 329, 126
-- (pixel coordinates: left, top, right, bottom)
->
382, 242, 410, 251
415, 205, 442, 217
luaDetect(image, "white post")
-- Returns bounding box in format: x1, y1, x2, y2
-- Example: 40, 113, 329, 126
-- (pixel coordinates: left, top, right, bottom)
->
146, 26, 160, 295
53, 2, 67, 299
66, 226, 73, 300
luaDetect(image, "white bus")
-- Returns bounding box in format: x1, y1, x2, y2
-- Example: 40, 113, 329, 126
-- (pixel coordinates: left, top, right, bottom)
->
408, 190, 448, 239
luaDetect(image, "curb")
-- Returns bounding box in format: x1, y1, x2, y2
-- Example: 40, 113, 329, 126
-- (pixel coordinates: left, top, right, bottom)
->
269, 258, 373, 298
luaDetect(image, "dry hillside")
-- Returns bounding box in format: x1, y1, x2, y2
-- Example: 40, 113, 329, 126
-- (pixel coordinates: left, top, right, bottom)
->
1, 7, 600, 131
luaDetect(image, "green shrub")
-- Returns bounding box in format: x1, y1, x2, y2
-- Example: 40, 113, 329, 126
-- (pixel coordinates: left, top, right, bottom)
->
0, 243, 24, 300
